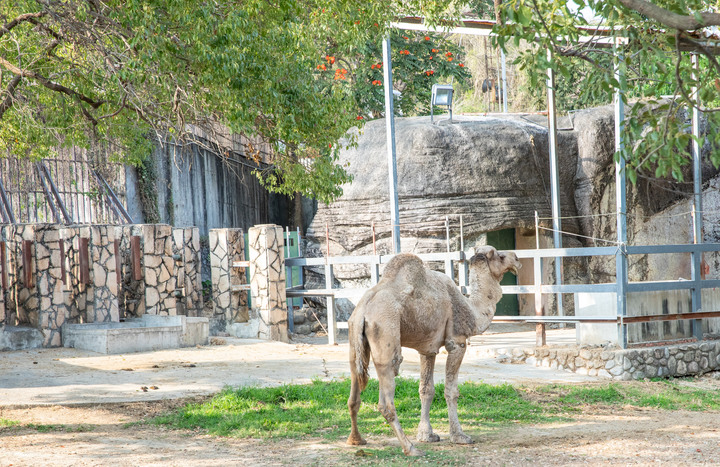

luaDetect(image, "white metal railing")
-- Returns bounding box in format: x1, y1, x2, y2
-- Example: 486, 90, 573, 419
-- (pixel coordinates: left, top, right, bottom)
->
285, 243, 720, 347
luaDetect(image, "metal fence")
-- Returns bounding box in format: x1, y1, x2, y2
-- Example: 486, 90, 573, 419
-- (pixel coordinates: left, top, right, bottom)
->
0, 147, 128, 225
286, 243, 720, 347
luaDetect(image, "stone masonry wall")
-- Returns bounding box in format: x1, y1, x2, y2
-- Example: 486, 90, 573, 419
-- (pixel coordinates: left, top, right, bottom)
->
173, 227, 203, 317
209, 228, 248, 328
487, 339, 720, 380
118, 224, 176, 317
88, 225, 119, 322
248, 224, 288, 342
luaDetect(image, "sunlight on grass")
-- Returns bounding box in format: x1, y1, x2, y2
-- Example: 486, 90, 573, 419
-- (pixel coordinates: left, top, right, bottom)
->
151, 378, 552, 440
151, 377, 720, 446
0, 419, 19, 429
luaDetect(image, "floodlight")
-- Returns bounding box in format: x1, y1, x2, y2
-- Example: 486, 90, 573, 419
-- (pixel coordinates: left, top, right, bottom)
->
430, 84, 453, 123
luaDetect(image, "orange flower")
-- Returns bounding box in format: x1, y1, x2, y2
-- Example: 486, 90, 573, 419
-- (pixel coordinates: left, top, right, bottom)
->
316, 64, 326, 70
425, 70, 434, 76
326, 55, 336, 64
447, 57, 453, 61
431, 49, 439, 53
428, 56, 433, 60
356, 115, 364, 120
403, 36, 409, 40
372, 79, 382, 85
458, 63, 465, 67
445, 52, 453, 57
424, 36, 430, 40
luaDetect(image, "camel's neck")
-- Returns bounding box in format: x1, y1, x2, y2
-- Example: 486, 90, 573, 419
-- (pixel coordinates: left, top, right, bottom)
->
467, 268, 503, 334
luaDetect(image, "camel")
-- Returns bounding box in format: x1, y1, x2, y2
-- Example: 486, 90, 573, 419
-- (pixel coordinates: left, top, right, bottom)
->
346, 246, 521, 456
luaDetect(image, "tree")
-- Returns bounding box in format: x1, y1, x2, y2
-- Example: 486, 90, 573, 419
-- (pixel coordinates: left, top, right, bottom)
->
0, 1, 475, 204
494, 0, 720, 184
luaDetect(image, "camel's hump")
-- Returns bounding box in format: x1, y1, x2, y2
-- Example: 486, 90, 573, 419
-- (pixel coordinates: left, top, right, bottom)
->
381, 253, 428, 285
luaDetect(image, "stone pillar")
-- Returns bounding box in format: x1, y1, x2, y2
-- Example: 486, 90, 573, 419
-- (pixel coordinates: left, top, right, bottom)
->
117, 224, 176, 317
0, 225, 15, 326
248, 224, 288, 342
0, 224, 69, 347
209, 228, 248, 328
59, 226, 83, 324
88, 225, 119, 322
173, 227, 203, 317
33, 224, 70, 346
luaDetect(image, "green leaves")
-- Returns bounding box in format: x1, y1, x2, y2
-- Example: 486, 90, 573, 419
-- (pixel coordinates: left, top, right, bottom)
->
496, 0, 720, 185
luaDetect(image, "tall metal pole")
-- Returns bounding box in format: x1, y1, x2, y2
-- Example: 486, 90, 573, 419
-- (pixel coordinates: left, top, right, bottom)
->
501, 50, 508, 113
691, 52, 703, 339
546, 49, 563, 318
614, 39, 628, 348
383, 36, 401, 254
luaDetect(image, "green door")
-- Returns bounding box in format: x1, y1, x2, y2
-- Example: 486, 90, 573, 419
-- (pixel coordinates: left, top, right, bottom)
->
485, 229, 519, 316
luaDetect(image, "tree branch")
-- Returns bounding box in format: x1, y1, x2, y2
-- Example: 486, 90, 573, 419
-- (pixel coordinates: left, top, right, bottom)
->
0, 11, 47, 40
617, 0, 720, 31
0, 75, 22, 119
0, 55, 104, 109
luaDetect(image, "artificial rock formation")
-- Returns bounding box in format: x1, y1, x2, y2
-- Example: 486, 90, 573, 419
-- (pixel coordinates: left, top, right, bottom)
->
306, 106, 719, 287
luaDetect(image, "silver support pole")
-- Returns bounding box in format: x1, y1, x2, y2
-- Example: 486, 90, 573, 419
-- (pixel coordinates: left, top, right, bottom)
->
546, 49, 563, 319
383, 36, 401, 254
614, 40, 628, 348
501, 50, 508, 113
691, 52, 703, 339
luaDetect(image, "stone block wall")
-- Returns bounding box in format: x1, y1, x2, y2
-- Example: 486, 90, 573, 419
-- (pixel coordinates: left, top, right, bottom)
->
486, 339, 720, 380
118, 224, 176, 317
0, 224, 71, 346
173, 227, 203, 316
88, 225, 119, 322
60, 225, 119, 324
209, 228, 248, 327
0, 222, 207, 349
248, 224, 288, 342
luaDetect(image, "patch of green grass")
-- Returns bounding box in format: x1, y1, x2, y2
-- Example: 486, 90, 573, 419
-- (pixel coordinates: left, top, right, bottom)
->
0, 418, 20, 429
150, 376, 720, 457
23, 423, 94, 433
338, 445, 470, 466
151, 378, 554, 440
536, 380, 720, 411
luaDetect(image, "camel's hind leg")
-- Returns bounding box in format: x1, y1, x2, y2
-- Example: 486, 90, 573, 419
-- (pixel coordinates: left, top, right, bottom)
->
347, 333, 369, 446
366, 324, 423, 456
416, 353, 440, 442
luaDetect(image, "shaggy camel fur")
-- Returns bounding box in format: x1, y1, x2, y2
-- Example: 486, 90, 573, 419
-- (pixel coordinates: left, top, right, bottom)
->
346, 246, 521, 456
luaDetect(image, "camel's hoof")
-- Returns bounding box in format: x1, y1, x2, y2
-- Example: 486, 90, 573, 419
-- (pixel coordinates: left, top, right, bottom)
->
405, 446, 426, 457
417, 431, 441, 443
450, 433, 474, 445
347, 435, 367, 446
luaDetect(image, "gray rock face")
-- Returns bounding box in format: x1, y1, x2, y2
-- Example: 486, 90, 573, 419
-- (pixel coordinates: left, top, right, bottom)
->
308, 114, 580, 278
305, 105, 719, 289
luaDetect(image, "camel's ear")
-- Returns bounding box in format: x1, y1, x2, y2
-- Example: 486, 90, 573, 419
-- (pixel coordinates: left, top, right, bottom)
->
475, 245, 495, 259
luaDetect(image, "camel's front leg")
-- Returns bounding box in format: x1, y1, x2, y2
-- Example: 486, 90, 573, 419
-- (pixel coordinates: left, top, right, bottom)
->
444, 339, 473, 444
416, 353, 440, 443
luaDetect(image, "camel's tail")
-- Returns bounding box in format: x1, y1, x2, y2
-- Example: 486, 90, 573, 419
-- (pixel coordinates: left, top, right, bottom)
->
348, 316, 370, 391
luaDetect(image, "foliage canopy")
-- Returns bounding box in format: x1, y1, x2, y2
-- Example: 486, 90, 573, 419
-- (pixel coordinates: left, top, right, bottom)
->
0, 0, 470, 203
494, 0, 720, 184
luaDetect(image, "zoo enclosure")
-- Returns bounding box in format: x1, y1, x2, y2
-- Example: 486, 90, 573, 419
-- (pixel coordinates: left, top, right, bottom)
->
285, 242, 720, 348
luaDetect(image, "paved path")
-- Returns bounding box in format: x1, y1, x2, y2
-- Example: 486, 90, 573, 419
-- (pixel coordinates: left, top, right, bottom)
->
0, 329, 594, 407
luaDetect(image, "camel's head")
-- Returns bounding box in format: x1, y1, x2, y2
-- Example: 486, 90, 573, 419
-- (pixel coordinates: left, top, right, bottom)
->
468, 246, 522, 281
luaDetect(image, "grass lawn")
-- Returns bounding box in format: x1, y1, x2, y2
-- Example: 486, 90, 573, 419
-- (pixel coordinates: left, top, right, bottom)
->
150, 376, 720, 441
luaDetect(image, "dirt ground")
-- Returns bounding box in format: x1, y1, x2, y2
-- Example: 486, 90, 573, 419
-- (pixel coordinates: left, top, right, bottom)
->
2, 334, 720, 466
3, 394, 720, 466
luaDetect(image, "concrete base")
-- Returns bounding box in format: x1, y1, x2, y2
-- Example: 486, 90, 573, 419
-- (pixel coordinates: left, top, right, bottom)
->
62, 315, 209, 354
227, 320, 259, 339
0, 326, 44, 351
